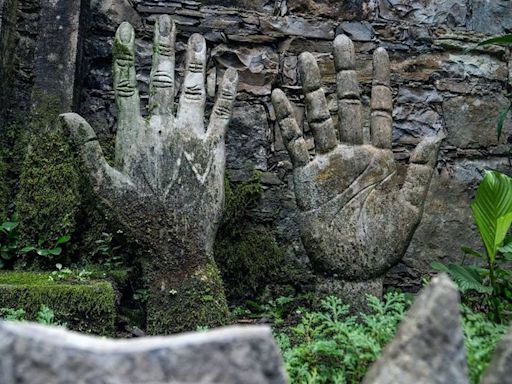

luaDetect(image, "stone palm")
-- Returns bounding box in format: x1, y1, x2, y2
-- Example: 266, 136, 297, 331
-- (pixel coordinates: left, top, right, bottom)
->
272, 35, 441, 297
61, 16, 238, 334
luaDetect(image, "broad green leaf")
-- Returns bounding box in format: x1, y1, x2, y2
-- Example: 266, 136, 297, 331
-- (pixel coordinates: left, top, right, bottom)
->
432, 262, 491, 294
502, 253, 512, 262
496, 103, 512, 140
48, 247, 62, 256
2, 221, 18, 232
37, 249, 50, 256
475, 34, 512, 47
498, 240, 512, 254
56, 235, 71, 245
471, 171, 512, 262
461, 247, 485, 258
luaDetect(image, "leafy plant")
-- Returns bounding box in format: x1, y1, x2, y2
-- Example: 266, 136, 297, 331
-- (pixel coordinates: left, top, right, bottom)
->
21, 234, 71, 258
463, 305, 507, 383
0, 307, 25, 321
0, 216, 20, 268
36, 304, 56, 325
48, 263, 92, 282
433, 170, 512, 321
277, 293, 410, 384
0, 304, 62, 327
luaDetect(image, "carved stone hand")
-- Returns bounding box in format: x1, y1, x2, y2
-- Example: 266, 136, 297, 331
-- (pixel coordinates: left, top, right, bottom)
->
272, 35, 441, 302
61, 16, 238, 334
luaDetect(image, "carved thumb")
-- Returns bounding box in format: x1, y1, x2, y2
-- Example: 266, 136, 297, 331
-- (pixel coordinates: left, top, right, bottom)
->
60, 113, 110, 188
401, 134, 444, 207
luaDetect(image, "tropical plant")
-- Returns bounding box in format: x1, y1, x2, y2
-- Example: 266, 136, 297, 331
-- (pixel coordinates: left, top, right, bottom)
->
433, 170, 512, 321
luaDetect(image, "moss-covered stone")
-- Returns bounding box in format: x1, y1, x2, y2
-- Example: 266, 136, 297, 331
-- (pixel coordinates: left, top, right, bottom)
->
15, 92, 82, 254
0, 271, 116, 336
214, 173, 285, 299
145, 260, 229, 335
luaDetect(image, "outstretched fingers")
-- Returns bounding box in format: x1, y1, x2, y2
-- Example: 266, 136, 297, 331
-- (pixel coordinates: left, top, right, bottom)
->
113, 22, 143, 171
298, 52, 337, 154
60, 113, 133, 199
401, 135, 443, 207
113, 22, 141, 126
370, 47, 393, 149
149, 15, 177, 118
334, 35, 363, 145
177, 34, 207, 137
207, 68, 239, 144
272, 89, 309, 167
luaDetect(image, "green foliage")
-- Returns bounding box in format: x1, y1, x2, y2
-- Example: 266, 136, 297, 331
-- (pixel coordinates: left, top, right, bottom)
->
0, 271, 116, 335
463, 306, 507, 383
1, 304, 62, 327
433, 170, 512, 321
272, 292, 505, 384
277, 293, 410, 384
0, 214, 73, 270
48, 263, 92, 283
215, 173, 284, 299
0, 307, 25, 321
21, 234, 71, 259
0, 216, 20, 268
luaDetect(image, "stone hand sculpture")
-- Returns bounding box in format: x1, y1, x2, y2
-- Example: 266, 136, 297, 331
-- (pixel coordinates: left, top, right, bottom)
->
272, 35, 441, 303
61, 16, 238, 334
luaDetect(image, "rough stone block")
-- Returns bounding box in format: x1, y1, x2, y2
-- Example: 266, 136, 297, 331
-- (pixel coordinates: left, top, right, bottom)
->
443, 95, 512, 149
362, 274, 468, 384
0, 323, 287, 384
33, 0, 83, 111
0, 272, 116, 336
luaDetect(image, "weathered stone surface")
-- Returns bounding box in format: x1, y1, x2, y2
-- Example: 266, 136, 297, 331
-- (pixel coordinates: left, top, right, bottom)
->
362, 274, 469, 384
444, 95, 512, 149
227, 104, 269, 174
62, 17, 239, 335
211, 45, 278, 96
482, 325, 512, 384
33, 0, 83, 111
470, 0, 512, 35
0, 322, 287, 384
378, 0, 467, 27
272, 35, 441, 301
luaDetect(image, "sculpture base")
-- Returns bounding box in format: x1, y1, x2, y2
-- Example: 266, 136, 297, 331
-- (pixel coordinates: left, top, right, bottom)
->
144, 259, 229, 335
315, 275, 384, 314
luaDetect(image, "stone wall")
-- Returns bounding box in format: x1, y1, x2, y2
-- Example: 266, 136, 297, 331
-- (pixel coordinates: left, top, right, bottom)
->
2, 0, 512, 294
79, 0, 512, 292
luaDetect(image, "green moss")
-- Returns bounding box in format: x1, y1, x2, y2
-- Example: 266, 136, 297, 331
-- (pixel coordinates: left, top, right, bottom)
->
145, 261, 229, 335
214, 173, 285, 299
0, 271, 116, 335
15, 92, 82, 255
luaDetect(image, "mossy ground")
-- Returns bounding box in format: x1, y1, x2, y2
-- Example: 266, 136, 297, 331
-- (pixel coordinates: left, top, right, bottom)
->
0, 271, 116, 335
